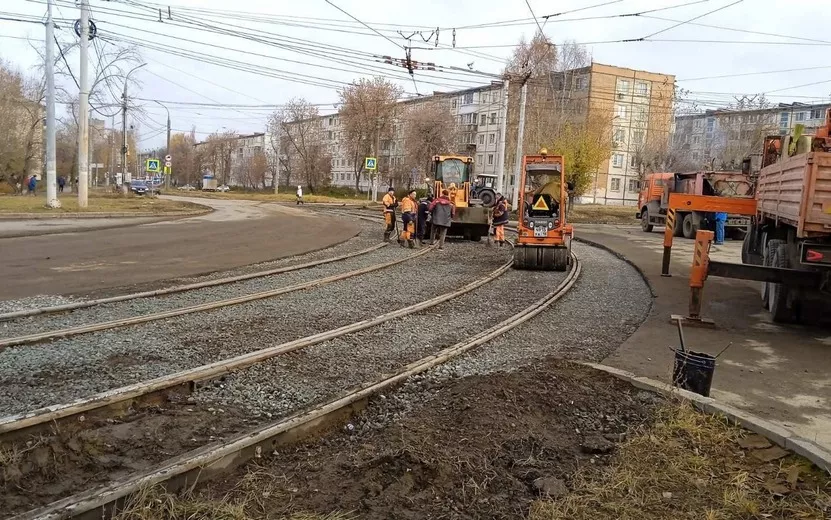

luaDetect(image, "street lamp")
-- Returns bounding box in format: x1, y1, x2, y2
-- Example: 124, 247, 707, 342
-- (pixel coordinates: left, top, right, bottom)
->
154, 100, 171, 189
120, 62, 146, 193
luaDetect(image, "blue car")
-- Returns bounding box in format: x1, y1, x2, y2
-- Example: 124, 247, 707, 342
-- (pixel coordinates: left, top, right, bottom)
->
130, 180, 149, 195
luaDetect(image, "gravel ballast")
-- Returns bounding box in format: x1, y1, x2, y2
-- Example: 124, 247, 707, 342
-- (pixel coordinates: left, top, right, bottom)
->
0, 240, 510, 416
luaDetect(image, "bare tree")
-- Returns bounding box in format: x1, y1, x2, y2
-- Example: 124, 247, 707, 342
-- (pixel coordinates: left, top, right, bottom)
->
0, 61, 45, 193
339, 77, 402, 191
272, 97, 331, 192
402, 97, 458, 188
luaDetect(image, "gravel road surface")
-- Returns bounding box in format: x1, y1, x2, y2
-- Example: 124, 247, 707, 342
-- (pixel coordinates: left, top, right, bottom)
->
0, 238, 509, 415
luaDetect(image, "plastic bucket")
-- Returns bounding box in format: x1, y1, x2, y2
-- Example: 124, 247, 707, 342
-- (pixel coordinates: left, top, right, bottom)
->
672, 349, 716, 397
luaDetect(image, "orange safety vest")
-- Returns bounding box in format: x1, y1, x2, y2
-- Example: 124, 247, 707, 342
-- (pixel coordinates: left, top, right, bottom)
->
400, 196, 417, 214
382, 193, 397, 212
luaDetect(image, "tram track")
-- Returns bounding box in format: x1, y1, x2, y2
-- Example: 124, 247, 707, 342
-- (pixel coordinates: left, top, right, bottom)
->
6, 250, 581, 520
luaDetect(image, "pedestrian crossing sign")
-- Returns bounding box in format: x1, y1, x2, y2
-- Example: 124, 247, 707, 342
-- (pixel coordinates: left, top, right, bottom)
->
532, 195, 549, 212
145, 159, 161, 173
365, 157, 377, 171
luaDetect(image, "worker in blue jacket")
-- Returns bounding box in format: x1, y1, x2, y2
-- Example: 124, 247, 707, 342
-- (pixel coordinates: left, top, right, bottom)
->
714, 212, 727, 245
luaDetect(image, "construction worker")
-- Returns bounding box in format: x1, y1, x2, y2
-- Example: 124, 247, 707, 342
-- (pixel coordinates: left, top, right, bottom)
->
417, 195, 432, 245
382, 187, 397, 242
428, 189, 455, 250
399, 190, 418, 248
714, 211, 727, 245
492, 193, 509, 246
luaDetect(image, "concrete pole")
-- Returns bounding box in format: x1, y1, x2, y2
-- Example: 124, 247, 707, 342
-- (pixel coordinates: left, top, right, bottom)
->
495, 79, 509, 194
44, 0, 59, 208
510, 80, 528, 211
77, 0, 90, 207
107, 115, 113, 187
121, 63, 145, 194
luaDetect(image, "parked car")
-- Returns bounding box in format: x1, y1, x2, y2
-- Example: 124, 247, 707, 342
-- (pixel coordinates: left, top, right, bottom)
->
177, 184, 196, 191
216, 184, 230, 192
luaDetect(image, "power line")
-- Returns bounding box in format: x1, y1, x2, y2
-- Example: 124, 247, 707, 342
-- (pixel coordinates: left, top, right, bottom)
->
323, 0, 402, 49
640, 0, 743, 40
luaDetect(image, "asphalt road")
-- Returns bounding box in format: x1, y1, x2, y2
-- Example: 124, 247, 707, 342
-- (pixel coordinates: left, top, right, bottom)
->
0, 197, 358, 299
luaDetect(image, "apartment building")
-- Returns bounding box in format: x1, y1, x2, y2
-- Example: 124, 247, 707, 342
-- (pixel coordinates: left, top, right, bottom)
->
194, 132, 268, 186
674, 102, 831, 170
291, 63, 674, 205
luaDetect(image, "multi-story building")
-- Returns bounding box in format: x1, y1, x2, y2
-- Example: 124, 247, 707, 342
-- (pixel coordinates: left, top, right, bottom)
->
673, 102, 831, 171
289, 63, 675, 205
195, 132, 268, 186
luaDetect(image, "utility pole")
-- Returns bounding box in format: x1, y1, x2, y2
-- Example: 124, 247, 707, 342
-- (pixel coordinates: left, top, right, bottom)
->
511, 78, 529, 211
495, 78, 509, 195
77, 0, 90, 207
155, 100, 170, 189
44, 0, 59, 208
121, 63, 145, 194
108, 115, 114, 187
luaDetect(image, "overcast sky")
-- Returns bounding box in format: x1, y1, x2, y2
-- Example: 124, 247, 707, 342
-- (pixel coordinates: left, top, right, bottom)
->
3, 0, 831, 152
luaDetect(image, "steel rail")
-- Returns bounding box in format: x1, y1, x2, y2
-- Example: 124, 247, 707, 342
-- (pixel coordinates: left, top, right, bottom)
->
0, 245, 433, 350
12, 252, 579, 520
0, 256, 512, 439
0, 242, 385, 322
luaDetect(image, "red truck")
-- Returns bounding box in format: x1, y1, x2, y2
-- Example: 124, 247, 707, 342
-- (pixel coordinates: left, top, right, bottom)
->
636, 170, 754, 238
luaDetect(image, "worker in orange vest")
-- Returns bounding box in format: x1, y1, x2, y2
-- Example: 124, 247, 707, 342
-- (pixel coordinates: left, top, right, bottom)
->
382, 187, 397, 242
398, 190, 418, 248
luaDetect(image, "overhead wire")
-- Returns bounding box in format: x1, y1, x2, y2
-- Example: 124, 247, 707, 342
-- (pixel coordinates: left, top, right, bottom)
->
640, 0, 744, 40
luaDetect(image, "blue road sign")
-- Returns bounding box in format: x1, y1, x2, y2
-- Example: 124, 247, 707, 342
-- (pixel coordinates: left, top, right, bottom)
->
365, 157, 377, 171
146, 159, 161, 173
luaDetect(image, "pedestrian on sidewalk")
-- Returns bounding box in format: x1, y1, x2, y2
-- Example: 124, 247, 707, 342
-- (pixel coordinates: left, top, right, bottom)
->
428, 189, 455, 249
714, 211, 727, 245
58, 176, 65, 193
382, 187, 398, 242
27, 175, 37, 196
491, 193, 509, 246
296, 185, 304, 205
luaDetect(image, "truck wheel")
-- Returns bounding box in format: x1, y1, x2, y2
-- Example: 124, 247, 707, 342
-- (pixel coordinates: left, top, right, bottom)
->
760, 238, 780, 306
682, 213, 697, 239
641, 209, 653, 232
672, 214, 684, 237
768, 242, 795, 323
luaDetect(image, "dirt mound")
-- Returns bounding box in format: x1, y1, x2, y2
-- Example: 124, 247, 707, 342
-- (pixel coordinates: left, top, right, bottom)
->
193, 360, 659, 519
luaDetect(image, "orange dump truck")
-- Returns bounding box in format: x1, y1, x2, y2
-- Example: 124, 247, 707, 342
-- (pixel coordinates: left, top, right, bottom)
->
742, 148, 831, 321
637, 170, 753, 238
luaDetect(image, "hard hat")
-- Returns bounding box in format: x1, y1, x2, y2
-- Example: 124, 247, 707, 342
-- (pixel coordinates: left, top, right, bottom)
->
539, 147, 549, 156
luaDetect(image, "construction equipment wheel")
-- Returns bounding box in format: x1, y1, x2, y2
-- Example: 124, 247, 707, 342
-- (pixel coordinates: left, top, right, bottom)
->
514, 246, 554, 270
761, 238, 781, 307
552, 247, 570, 271
478, 188, 496, 207
641, 209, 653, 232
682, 213, 697, 239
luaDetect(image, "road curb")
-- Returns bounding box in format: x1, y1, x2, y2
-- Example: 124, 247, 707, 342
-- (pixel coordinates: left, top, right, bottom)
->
580, 361, 831, 473
0, 208, 213, 220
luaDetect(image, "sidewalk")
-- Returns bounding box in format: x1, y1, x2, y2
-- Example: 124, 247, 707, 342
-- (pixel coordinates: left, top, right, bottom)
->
579, 224, 831, 453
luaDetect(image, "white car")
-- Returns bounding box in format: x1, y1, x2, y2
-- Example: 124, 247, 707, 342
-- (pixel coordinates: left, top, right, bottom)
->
177, 184, 196, 191
216, 184, 231, 192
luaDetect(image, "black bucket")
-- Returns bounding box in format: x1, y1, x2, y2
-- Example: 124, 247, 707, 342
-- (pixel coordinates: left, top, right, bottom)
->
672, 349, 716, 397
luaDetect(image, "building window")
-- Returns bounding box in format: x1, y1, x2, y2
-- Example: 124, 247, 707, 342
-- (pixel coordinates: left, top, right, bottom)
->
693, 119, 703, 130
610, 177, 621, 191
328, 117, 334, 126
489, 112, 497, 124
489, 133, 495, 144
628, 178, 639, 192
615, 105, 628, 120
633, 106, 647, 121
780, 112, 789, 127
616, 79, 630, 95
796, 111, 806, 122
632, 130, 644, 145
706, 118, 715, 133
463, 92, 474, 105
811, 108, 825, 120
328, 131, 333, 140
575, 76, 587, 90
480, 114, 486, 125
478, 134, 484, 145
476, 154, 483, 164
452, 99, 457, 109
630, 155, 637, 168
481, 92, 489, 104
692, 135, 701, 145
749, 113, 758, 123
613, 127, 625, 144
612, 153, 624, 168
487, 154, 494, 165
635, 81, 649, 96
468, 133, 476, 144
